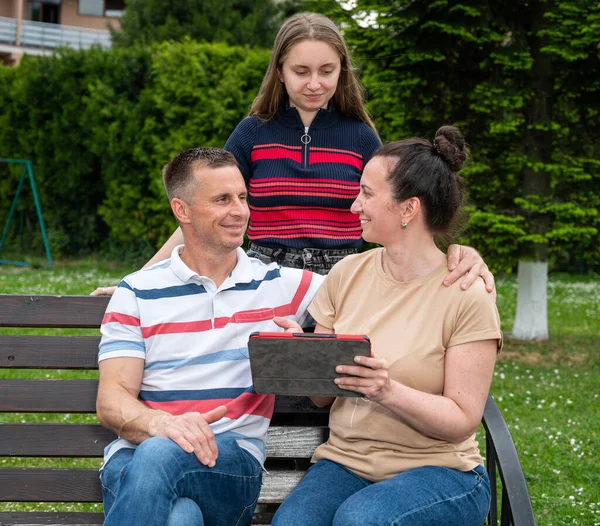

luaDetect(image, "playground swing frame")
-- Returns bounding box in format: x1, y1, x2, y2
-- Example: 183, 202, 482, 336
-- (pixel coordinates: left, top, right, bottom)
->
0, 158, 53, 268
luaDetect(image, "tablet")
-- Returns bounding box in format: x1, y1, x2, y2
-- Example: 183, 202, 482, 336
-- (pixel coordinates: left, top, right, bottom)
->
248, 332, 371, 397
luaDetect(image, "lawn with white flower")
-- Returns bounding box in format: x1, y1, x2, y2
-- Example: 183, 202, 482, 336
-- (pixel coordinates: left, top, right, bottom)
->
1, 263, 598, 524
491, 275, 599, 525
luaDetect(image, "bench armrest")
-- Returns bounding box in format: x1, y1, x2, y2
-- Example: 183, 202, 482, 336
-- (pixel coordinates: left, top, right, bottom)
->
482, 395, 536, 526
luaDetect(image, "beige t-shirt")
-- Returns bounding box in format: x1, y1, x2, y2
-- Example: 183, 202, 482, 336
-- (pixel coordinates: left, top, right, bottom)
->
308, 248, 502, 482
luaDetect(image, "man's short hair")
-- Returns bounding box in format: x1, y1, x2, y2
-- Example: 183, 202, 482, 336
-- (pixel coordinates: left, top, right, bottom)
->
162, 147, 238, 203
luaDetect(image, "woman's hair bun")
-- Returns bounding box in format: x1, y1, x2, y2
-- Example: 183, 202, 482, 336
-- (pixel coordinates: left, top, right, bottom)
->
433, 126, 469, 172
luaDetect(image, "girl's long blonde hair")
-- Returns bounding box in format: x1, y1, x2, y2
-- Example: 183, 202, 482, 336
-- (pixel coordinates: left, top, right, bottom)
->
249, 12, 377, 134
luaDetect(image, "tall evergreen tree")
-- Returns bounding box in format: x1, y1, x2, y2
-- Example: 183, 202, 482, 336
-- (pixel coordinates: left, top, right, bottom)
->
313, 0, 600, 340
112, 0, 295, 48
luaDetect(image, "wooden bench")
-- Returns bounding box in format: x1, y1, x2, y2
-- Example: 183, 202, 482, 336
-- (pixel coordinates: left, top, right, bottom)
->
0, 295, 536, 526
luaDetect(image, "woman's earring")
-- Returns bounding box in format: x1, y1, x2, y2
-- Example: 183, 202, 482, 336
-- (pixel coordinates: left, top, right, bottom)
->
401, 221, 408, 229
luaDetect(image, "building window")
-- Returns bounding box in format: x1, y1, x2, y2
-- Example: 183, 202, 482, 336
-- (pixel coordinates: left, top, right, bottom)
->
29, 1, 42, 22
28, 1, 61, 23
105, 0, 124, 17
78, 0, 124, 17
78, 0, 104, 17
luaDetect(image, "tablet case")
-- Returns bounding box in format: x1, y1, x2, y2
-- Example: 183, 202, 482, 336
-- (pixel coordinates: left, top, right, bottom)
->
248, 332, 371, 397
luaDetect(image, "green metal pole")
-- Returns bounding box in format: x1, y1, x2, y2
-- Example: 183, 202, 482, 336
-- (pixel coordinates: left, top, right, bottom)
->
0, 166, 26, 255
19, 209, 24, 250
26, 161, 53, 268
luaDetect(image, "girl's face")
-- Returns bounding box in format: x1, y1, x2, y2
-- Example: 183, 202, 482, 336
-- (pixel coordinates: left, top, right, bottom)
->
278, 40, 341, 120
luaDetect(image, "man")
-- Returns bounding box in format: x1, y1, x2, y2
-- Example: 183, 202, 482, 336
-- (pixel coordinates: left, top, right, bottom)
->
96, 147, 323, 525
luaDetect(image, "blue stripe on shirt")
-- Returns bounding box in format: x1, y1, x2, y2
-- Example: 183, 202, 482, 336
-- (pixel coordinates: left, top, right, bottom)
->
145, 348, 249, 370
99, 340, 146, 355
119, 281, 207, 299
139, 386, 255, 402
225, 268, 281, 291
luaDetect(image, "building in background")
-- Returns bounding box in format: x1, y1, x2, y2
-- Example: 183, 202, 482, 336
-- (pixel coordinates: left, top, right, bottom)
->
0, 0, 123, 65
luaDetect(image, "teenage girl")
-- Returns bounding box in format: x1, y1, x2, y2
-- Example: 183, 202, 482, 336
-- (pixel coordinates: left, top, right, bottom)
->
93, 13, 493, 294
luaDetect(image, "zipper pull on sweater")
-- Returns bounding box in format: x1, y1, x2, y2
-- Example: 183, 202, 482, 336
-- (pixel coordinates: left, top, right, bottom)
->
301, 126, 311, 168
301, 126, 311, 145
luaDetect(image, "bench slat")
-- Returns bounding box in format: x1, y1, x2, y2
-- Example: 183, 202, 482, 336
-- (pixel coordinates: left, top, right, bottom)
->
0, 296, 109, 328
0, 424, 327, 458
0, 424, 113, 457
0, 336, 100, 369
0, 512, 104, 525
260, 471, 305, 503
267, 426, 327, 457
0, 469, 102, 502
0, 380, 98, 412
0, 469, 306, 503
0, 380, 330, 416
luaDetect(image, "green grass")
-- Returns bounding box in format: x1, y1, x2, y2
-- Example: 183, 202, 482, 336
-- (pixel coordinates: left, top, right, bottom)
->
1, 262, 599, 525
0, 257, 132, 295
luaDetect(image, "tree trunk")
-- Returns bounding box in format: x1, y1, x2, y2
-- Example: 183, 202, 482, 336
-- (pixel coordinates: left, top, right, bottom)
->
513, 0, 553, 340
511, 260, 549, 340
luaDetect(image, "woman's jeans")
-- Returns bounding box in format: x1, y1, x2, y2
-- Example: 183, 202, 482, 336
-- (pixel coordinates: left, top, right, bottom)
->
272, 460, 491, 526
100, 436, 262, 526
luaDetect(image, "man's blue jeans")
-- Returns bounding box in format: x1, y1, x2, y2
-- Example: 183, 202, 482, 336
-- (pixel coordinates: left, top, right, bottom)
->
100, 436, 262, 526
272, 460, 491, 526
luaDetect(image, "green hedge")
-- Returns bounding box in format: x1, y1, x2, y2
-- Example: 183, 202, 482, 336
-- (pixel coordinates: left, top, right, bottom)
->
0, 47, 118, 255
0, 41, 269, 259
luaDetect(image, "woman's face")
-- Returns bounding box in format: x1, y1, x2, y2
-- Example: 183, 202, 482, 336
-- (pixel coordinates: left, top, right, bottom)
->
278, 40, 341, 119
351, 157, 401, 245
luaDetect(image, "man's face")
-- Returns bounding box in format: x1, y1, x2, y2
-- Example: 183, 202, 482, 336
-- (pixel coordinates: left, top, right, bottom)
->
183, 165, 250, 253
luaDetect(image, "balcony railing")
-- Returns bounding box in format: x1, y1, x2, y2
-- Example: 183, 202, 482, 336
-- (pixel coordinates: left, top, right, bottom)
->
0, 16, 111, 51
0, 17, 17, 45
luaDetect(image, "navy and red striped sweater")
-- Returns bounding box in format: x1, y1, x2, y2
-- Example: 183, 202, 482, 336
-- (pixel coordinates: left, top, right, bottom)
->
224, 105, 381, 250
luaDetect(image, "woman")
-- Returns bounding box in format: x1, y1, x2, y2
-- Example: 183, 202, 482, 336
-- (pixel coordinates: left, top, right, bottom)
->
93, 13, 493, 296
272, 125, 502, 526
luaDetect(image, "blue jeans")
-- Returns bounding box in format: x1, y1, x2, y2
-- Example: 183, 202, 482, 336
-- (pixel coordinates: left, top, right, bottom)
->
100, 436, 262, 526
272, 460, 491, 526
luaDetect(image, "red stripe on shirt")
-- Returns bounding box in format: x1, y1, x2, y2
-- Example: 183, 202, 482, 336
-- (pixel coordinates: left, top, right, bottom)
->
278, 269, 312, 316
250, 177, 359, 187
309, 152, 363, 170
142, 319, 212, 338
250, 231, 363, 240
250, 204, 357, 213
310, 146, 363, 159
214, 307, 276, 329
249, 226, 362, 236
249, 190, 359, 199
102, 312, 141, 327
251, 208, 359, 223
253, 143, 302, 151
251, 148, 302, 164
143, 392, 274, 419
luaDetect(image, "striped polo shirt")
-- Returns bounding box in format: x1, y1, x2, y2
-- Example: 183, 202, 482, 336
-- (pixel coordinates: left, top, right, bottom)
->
225, 105, 381, 250
99, 246, 324, 466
